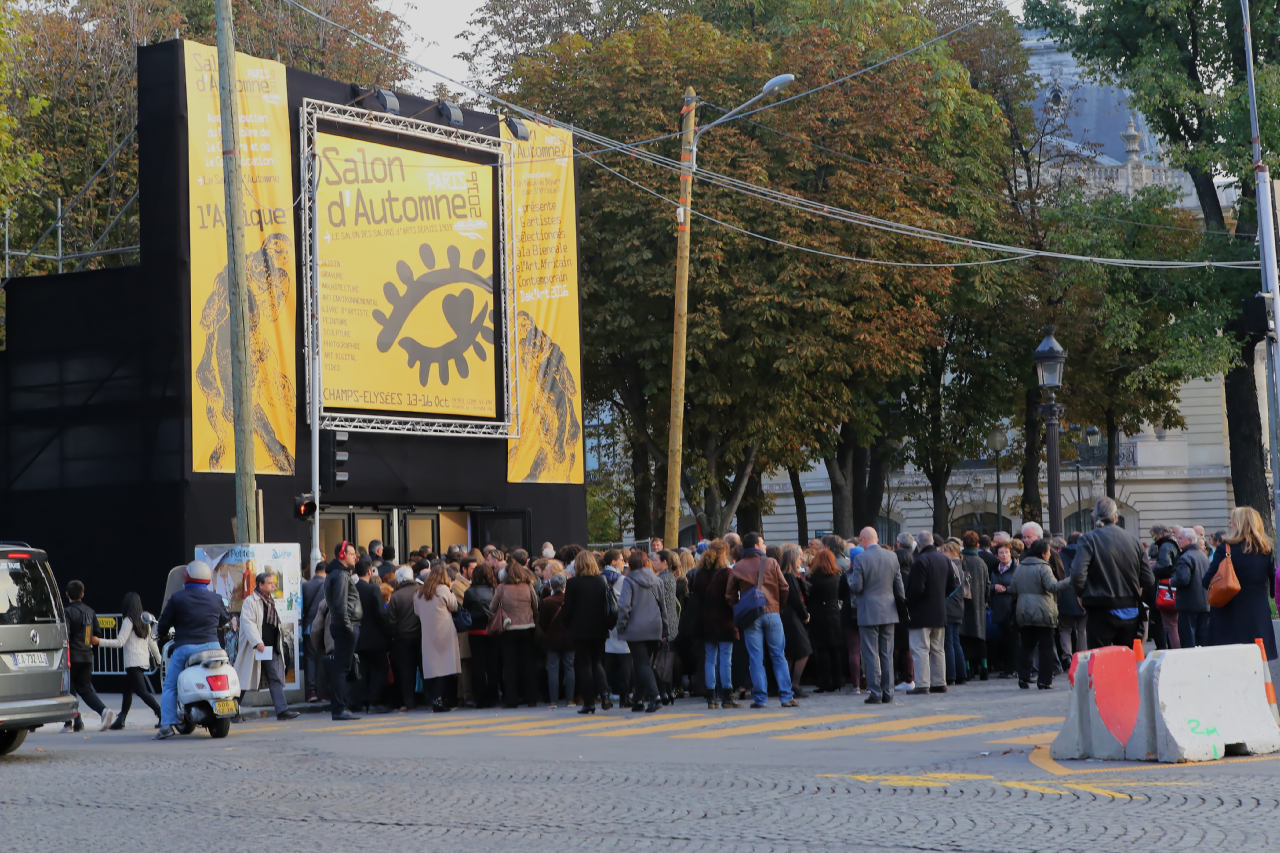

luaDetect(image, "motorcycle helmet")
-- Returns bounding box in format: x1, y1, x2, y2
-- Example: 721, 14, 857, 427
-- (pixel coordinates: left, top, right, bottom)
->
185, 559, 213, 584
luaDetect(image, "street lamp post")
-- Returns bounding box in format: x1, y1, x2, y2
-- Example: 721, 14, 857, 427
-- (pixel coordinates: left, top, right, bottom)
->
987, 427, 1008, 534
663, 73, 795, 547
1034, 328, 1067, 537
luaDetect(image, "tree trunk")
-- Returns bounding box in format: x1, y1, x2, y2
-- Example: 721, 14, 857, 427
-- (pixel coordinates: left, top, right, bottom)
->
735, 471, 764, 536
854, 443, 891, 532
1189, 167, 1227, 234
1104, 409, 1118, 498
1224, 336, 1272, 526
788, 466, 808, 542
928, 471, 950, 538
630, 440, 653, 539
1020, 384, 1044, 524
823, 422, 856, 537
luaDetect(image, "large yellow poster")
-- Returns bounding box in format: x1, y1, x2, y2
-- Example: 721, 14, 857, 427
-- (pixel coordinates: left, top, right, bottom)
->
315, 133, 497, 418
504, 122, 583, 484
186, 42, 296, 475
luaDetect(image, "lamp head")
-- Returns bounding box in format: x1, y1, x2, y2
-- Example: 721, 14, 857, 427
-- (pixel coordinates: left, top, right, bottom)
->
762, 73, 795, 96
1085, 425, 1101, 447
1033, 326, 1066, 389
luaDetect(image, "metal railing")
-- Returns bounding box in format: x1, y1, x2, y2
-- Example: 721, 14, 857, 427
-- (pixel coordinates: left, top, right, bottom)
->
91, 613, 161, 679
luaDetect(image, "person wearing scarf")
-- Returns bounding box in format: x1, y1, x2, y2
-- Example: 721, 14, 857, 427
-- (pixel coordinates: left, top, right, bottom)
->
234, 571, 300, 721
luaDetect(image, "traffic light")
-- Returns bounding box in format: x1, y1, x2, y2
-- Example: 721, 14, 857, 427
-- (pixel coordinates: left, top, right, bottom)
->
320, 429, 349, 492
294, 494, 317, 520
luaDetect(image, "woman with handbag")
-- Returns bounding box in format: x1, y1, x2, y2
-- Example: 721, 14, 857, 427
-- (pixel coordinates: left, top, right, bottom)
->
1203, 506, 1277, 659
692, 540, 738, 708
493, 560, 540, 707
413, 564, 461, 712
562, 551, 613, 713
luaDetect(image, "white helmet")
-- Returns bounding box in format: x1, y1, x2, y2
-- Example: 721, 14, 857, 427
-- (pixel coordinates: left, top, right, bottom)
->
185, 559, 213, 584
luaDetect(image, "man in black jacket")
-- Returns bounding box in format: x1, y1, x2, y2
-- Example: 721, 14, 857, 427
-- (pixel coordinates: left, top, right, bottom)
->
354, 557, 391, 713
300, 562, 327, 702
63, 580, 113, 732
324, 541, 362, 720
155, 560, 229, 739
1070, 498, 1153, 649
1167, 526, 1211, 648
905, 533, 957, 695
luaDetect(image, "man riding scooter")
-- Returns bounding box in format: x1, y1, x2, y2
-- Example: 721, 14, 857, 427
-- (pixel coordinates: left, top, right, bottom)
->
155, 560, 230, 740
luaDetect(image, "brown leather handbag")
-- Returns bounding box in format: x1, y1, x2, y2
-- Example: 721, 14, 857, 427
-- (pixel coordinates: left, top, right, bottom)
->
1207, 544, 1242, 608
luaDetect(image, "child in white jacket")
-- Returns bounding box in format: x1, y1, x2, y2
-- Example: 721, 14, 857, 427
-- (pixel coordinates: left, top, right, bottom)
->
95, 592, 162, 729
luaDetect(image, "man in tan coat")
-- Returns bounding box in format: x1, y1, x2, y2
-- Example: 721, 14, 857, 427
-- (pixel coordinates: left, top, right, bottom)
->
234, 572, 299, 721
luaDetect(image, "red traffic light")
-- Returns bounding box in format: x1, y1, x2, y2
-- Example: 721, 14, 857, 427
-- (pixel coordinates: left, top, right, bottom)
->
294, 494, 317, 520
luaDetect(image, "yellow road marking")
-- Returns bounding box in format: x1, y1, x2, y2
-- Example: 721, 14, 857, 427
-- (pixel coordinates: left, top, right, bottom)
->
876, 716, 1064, 743
435, 713, 706, 737
346, 717, 573, 737
1063, 782, 1134, 800
1031, 744, 1280, 777
818, 772, 992, 787
585, 713, 790, 737
672, 713, 878, 739
498, 717, 637, 737
999, 781, 1068, 795
987, 731, 1056, 746
320, 713, 538, 735
497, 713, 704, 736
775, 714, 980, 741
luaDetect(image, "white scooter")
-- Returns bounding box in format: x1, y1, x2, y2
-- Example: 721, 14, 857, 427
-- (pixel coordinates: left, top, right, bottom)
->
163, 641, 241, 738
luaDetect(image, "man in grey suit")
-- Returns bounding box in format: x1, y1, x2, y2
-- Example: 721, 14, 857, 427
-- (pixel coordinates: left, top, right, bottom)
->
849, 527, 906, 704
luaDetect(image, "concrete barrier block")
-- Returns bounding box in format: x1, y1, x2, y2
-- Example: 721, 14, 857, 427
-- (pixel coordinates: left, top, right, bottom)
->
1149, 645, 1280, 763
1051, 646, 1138, 760
1124, 650, 1166, 761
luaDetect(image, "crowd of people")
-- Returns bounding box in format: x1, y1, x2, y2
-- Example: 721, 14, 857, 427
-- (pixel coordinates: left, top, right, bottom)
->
293, 497, 1279, 720
55, 496, 1277, 733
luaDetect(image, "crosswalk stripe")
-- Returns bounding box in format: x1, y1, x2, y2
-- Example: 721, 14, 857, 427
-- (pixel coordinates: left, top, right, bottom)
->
773, 714, 980, 741
585, 713, 791, 737
875, 716, 1064, 743
671, 713, 878, 739
320, 714, 540, 735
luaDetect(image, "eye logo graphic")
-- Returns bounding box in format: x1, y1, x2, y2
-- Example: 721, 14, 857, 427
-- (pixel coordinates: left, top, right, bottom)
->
372, 243, 494, 386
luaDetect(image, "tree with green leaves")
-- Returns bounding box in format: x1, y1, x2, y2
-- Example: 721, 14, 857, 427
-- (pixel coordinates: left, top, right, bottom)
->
1025, 0, 1276, 523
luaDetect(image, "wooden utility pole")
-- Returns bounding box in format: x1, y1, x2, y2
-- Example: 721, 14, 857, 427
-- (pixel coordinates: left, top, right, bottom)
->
663, 88, 697, 550
215, 0, 258, 543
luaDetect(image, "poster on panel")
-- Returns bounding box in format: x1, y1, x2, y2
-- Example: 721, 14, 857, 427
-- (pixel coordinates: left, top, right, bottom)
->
503, 121, 584, 484
314, 132, 497, 418
185, 41, 297, 475
195, 542, 303, 690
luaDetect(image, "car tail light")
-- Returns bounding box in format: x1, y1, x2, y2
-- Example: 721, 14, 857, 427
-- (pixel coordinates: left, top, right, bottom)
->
5, 552, 31, 559
64, 646, 70, 668
206, 675, 229, 691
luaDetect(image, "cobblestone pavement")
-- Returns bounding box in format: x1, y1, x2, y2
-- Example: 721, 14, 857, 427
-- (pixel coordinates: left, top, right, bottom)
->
5, 680, 1278, 851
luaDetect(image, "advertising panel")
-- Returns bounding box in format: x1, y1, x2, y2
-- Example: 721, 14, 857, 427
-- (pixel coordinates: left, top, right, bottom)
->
195, 542, 303, 690
504, 121, 584, 484
185, 41, 297, 475
315, 131, 498, 418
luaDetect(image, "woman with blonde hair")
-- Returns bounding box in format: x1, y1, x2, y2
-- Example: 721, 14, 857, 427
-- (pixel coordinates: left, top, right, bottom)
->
1204, 506, 1277, 659
412, 564, 461, 712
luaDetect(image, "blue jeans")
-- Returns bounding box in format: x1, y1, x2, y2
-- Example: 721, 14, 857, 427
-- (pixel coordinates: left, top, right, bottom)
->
944, 621, 966, 682
1178, 611, 1210, 647
546, 649, 575, 704
161, 641, 221, 726
704, 641, 733, 692
743, 612, 793, 704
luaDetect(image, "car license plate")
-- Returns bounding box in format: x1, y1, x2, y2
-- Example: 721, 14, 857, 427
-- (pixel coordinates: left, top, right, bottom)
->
214, 699, 236, 716
10, 652, 48, 668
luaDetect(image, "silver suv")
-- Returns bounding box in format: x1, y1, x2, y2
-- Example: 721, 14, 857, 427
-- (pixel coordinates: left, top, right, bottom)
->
0, 544, 76, 755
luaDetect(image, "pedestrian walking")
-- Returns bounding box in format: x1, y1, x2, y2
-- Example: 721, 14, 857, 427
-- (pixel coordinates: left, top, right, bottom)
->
63, 580, 114, 732
234, 572, 299, 721
323, 541, 363, 720
94, 592, 161, 729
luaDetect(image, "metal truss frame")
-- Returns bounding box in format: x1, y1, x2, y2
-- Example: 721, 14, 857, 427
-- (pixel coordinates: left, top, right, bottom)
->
299, 99, 520, 438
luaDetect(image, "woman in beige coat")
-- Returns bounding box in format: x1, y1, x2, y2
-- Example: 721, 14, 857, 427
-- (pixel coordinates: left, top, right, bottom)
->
413, 564, 460, 712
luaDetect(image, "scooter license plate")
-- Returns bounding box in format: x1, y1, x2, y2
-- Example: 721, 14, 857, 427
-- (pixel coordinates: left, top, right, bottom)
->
214, 699, 237, 716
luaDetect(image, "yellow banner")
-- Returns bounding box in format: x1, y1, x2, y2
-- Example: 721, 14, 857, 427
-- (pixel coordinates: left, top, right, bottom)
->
315, 133, 497, 418
186, 42, 297, 475
504, 122, 583, 484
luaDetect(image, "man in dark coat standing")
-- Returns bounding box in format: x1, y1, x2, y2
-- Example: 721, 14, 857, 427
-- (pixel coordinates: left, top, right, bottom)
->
1168, 526, 1210, 647
354, 557, 391, 713
1070, 497, 1153, 649
324, 541, 362, 720
905, 533, 956, 695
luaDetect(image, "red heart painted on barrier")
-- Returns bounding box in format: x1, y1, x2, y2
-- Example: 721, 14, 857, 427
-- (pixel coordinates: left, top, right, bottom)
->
1089, 647, 1139, 745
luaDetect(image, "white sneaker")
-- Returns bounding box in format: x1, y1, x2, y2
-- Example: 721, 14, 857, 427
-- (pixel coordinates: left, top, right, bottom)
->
894, 681, 915, 692
99, 709, 116, 731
